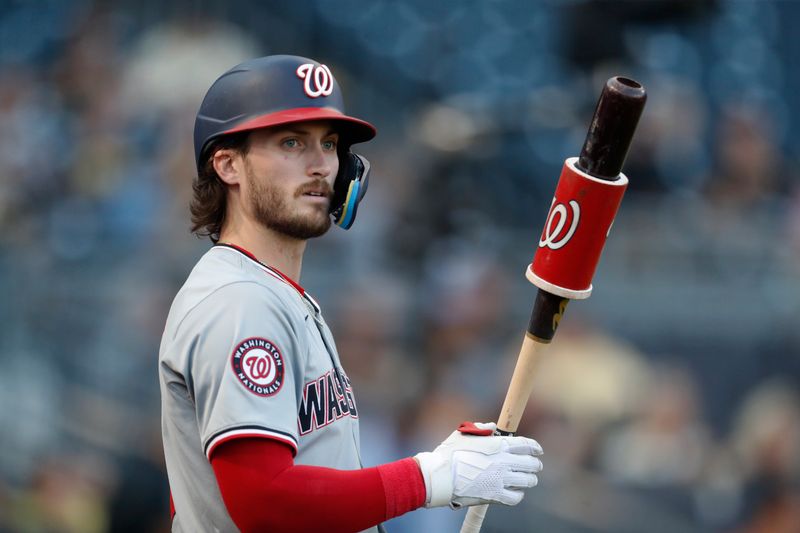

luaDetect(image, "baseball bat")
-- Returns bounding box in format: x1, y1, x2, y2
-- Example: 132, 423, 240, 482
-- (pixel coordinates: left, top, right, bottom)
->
460, 77, 646, 533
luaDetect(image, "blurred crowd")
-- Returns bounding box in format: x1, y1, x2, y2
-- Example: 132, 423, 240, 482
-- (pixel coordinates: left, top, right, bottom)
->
0, 1, 799, 532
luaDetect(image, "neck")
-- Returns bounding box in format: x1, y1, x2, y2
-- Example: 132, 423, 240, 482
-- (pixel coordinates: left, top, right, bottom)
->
219, 220, 306, 283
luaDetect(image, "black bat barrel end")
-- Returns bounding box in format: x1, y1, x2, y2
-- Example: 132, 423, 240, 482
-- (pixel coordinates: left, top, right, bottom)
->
578, 76, 647, 180
608, 76, 647, 100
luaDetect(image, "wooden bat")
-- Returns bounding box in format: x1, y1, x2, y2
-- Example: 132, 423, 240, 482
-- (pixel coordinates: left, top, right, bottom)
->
460, 77, 647, 533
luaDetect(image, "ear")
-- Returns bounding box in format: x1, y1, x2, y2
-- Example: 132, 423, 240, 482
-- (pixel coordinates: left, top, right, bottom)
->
212, 149, 244, 185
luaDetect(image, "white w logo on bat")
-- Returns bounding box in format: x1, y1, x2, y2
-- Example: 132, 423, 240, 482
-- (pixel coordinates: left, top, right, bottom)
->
296, 63, 334, 98
539, 199, 580, 250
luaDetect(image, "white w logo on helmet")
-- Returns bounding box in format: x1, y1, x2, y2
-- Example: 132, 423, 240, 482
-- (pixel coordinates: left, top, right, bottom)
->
296, 63, 334, 98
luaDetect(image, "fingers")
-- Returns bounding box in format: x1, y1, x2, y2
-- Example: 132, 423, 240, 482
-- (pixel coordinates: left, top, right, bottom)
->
498, 453, 542, 475
505, 471, 539, 490
504, 437, 543, 456
499, 488, 525, 506
505, 454, 543, 474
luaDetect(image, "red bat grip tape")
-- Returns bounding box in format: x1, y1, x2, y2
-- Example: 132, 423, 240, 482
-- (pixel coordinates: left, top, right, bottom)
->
526, 157, 628, 299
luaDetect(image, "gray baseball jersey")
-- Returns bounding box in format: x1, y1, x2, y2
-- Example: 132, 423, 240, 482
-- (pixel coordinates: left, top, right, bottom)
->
159, 244, 376, 532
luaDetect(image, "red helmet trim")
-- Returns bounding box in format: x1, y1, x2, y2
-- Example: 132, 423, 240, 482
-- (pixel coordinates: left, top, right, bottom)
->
221, 107, 376, 142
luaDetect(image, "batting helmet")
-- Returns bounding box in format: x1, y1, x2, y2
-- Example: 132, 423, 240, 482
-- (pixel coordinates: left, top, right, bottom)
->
194, 55, 377, 229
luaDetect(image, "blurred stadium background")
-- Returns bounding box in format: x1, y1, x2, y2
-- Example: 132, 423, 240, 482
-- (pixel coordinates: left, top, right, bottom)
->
0, 0, 799, 531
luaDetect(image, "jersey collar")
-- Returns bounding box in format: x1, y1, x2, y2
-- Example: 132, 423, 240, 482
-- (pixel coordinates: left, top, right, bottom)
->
216, 243, 305, 292
214, 244, 321, 315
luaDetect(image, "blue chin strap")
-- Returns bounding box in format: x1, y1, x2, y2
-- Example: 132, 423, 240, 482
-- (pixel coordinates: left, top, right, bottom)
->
332, 153, 370, 230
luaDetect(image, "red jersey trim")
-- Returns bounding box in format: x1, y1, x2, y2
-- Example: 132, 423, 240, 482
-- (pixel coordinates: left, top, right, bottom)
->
206, 427, 298, 459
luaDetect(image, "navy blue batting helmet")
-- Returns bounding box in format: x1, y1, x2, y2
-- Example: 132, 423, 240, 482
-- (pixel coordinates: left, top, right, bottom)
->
194, 55, 376, 229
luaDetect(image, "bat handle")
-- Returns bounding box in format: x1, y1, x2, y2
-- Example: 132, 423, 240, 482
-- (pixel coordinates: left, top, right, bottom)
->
459, 336, 545, 533
459, 301, 560, 533
461, 505, 489, 533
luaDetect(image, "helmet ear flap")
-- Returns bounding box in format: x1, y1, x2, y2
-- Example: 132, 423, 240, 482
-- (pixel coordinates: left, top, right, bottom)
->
330, 152, 370, 230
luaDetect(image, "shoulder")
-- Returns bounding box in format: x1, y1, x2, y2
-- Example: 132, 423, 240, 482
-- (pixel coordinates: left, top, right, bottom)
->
197, 281, 303, 326
165, 248, 308, 340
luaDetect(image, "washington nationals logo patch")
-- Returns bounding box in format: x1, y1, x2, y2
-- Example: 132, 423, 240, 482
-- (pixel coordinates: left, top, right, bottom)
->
231, 338, 285, 397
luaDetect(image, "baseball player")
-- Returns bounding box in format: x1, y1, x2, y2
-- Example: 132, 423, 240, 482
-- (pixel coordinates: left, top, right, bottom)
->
158, 55, 544, 532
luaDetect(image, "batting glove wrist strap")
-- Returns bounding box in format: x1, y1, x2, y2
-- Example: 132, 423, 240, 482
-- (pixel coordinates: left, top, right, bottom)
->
414, 451, 452, 507
414, 422, 543, 510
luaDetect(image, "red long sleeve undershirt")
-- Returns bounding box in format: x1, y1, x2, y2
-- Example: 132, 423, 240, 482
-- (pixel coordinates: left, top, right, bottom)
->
210, 437, 426, 532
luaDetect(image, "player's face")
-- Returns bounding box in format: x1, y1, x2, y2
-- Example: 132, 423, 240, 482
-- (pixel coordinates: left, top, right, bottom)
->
242, 121, 340, 240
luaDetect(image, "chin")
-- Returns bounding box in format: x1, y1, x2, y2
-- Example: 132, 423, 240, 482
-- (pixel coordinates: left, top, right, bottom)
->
266, 214, 332, 240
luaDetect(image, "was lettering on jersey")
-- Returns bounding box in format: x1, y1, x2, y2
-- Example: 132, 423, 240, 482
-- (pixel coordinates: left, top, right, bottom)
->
298, 367, 358, 435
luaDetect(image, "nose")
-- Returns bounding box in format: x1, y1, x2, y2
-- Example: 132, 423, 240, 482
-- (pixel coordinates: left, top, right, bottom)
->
307, 145, 334, 179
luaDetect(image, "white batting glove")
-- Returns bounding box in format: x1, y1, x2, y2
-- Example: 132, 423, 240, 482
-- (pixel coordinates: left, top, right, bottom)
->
414, 422, 543, 509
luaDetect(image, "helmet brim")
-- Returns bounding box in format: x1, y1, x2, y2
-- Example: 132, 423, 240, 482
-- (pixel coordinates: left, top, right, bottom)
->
222, 107, 376, 145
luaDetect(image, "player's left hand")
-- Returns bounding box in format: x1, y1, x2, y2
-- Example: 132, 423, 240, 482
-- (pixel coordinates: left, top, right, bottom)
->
414, 421, 543, 509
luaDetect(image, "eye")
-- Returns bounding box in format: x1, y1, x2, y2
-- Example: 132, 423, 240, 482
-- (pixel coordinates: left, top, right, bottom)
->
282, 138, 300, 149
322, 139, 337, 151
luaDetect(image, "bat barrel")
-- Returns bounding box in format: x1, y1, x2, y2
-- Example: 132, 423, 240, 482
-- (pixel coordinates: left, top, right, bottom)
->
578, 77, 646, 181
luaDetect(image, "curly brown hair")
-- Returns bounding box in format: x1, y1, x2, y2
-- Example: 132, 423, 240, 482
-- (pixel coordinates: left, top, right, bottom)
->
190, 132, 251, 243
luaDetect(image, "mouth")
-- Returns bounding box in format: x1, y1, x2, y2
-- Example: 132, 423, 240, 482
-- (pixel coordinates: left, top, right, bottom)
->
299, 184, 333, 200
299, 188, 332, 209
